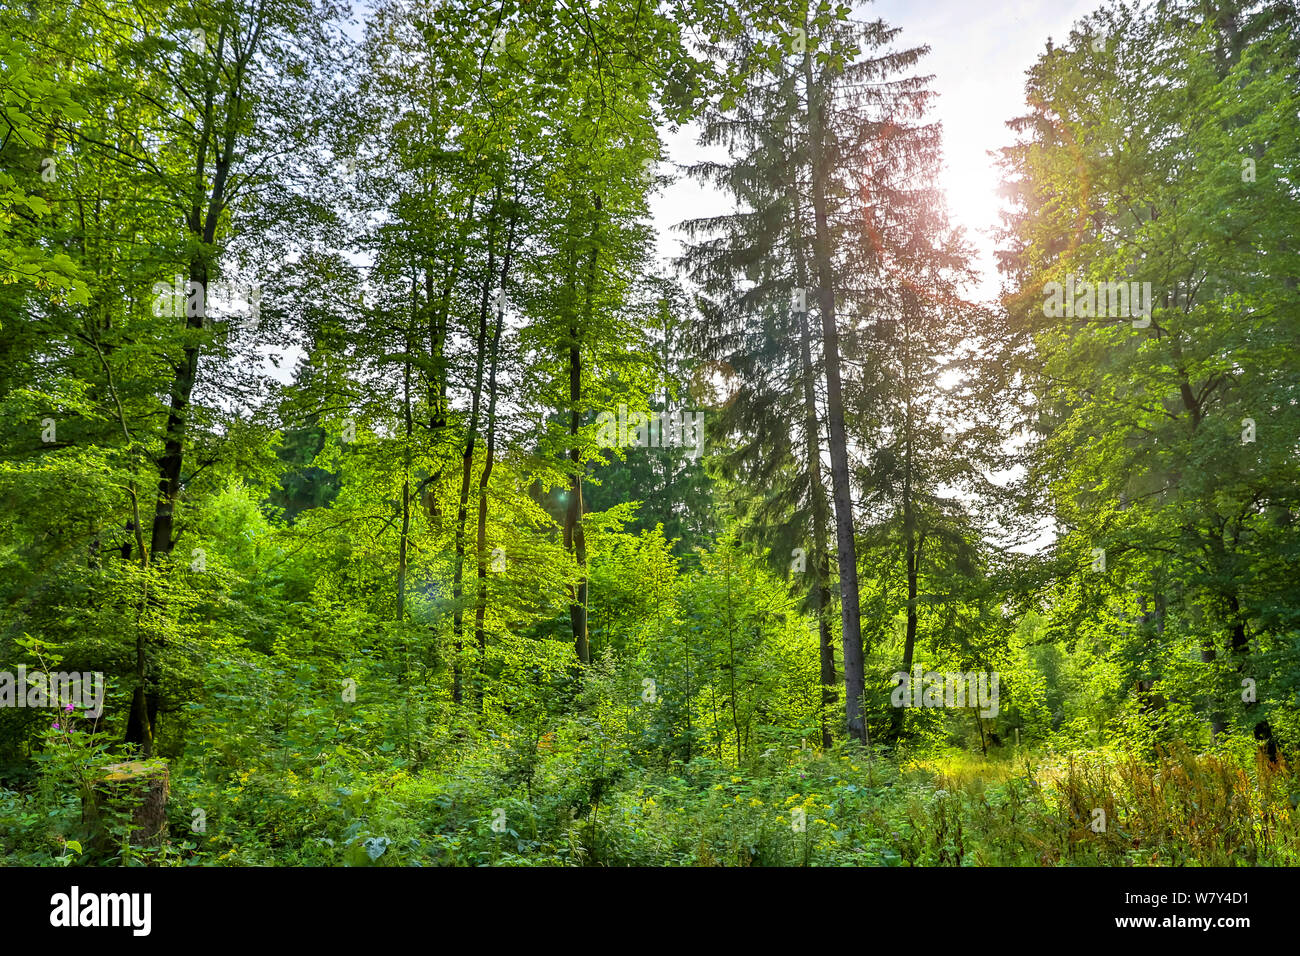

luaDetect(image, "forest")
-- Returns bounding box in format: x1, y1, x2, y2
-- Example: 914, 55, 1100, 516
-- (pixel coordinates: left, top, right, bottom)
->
1, 0, 1299, 870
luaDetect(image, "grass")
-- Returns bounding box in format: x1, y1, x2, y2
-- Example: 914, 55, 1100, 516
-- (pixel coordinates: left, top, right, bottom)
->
5, 735, 1299, 866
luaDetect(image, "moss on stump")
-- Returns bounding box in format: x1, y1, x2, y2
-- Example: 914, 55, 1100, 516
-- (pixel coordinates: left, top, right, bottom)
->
83, 759, 169, 852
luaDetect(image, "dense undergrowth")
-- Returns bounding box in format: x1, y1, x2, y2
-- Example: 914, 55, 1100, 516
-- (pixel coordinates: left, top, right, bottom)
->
4, 709, 1296, 867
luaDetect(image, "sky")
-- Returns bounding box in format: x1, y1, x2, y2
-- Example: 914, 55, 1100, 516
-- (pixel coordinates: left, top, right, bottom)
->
653, 0, 1107, 302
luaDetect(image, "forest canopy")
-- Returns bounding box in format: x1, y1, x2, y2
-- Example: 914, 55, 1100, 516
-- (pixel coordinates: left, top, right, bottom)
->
1, 0, 1299, 869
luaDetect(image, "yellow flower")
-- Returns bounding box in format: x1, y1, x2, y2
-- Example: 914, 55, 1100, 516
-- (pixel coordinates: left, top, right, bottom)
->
749, 798, 763, 807
731, 776, 742, 783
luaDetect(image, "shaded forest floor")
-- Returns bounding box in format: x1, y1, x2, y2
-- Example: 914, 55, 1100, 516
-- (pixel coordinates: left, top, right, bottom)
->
5, 735, 1298, 866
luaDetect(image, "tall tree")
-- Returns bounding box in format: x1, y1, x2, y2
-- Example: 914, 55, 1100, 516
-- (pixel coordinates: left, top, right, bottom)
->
1000, 0, 1300, 749
682, 2, 945, 742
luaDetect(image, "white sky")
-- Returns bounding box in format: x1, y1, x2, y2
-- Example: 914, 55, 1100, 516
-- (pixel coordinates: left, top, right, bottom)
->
653, 0, 1107, 302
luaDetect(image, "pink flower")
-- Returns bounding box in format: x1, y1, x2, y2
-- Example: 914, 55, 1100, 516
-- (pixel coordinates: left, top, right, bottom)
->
52, 723, 60, 730
65, 702, 75, 712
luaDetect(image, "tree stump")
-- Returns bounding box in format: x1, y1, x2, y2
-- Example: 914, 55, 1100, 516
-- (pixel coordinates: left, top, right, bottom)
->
83, 760, 169, 853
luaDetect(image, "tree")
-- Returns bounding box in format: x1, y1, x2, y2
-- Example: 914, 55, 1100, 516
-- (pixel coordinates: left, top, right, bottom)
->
681, 1, 949, 742
999, 0, 1300, 751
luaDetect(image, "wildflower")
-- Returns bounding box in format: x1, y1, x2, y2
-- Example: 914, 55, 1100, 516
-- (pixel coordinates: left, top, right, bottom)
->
65, 702, 75, 712
52, 722, 60, 730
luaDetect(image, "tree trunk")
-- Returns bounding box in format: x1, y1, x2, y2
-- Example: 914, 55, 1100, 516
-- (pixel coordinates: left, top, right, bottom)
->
791, 180, 837, 749
892, 525, 919, 742
84, 760, 169, 856
474, 201, 516, 712
421, 188, 479, 528
892, 367, 919, 742
565, 196, 600, 666
133, 52, 244, 750
566, 330, 590, 665
452, 194, 498, 704
397, 294, 413, 624
802, 37, 866, 742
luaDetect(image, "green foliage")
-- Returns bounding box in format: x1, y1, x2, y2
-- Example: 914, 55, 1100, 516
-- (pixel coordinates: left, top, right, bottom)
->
1, 0, 1297, 869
